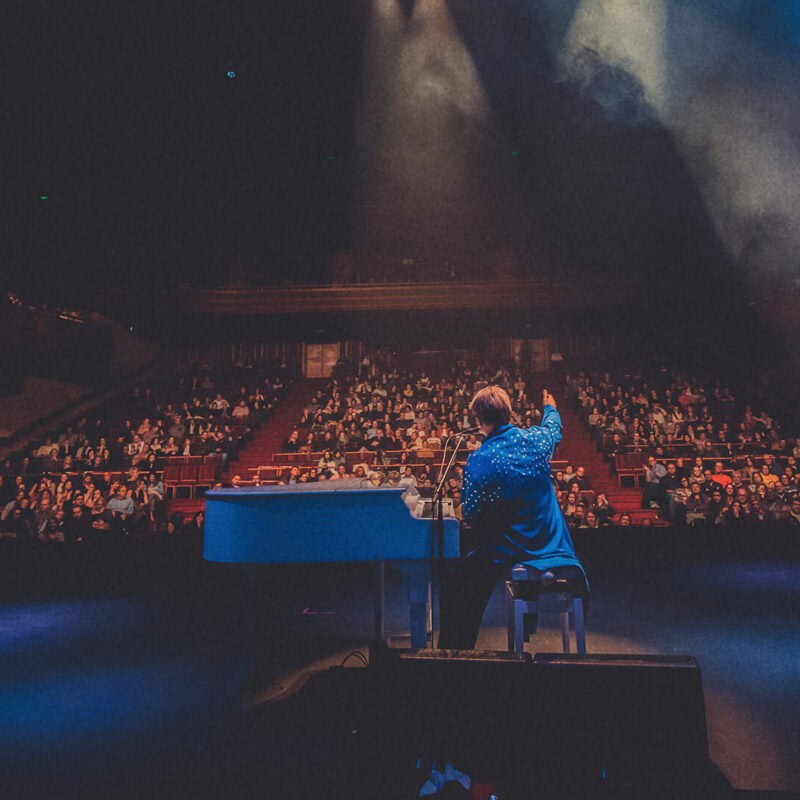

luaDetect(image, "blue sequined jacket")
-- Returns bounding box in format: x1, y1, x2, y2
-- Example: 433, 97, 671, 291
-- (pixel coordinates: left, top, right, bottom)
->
461, 405, 585, 574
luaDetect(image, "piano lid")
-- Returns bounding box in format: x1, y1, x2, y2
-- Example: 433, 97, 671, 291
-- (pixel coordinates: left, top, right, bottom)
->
206, 477, 405, 496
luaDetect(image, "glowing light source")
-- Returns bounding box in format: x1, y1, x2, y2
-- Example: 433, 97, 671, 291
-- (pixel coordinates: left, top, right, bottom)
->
357, 0, 504, 271
565, 0, 667, 113
227, 70, 236, 79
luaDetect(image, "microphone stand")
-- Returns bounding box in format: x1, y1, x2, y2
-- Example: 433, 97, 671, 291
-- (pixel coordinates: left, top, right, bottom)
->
430, 433, 467, 646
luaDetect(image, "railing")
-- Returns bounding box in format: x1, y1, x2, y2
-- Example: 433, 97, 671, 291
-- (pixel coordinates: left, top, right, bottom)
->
235, 451, 571, 485
106, 279, 642, 315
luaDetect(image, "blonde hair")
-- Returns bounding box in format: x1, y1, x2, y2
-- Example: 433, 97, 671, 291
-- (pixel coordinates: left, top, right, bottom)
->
469, 385, 512, 428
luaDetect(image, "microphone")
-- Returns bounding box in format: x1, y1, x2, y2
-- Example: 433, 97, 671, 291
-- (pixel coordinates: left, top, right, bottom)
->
452, 425, 481, 437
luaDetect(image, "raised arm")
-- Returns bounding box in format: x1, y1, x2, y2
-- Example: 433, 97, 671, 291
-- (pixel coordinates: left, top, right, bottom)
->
541, 389, 563, 454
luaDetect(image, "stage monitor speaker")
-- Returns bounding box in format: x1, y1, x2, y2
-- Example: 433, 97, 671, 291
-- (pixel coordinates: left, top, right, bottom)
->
364, 647, 714, 799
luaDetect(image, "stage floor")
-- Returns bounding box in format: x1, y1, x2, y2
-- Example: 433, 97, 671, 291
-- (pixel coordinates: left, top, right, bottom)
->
0, 531, 797, 797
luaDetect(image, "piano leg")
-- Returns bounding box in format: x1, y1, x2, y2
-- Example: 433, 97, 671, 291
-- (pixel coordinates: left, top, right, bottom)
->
397, 561, 433, 650
239, 564, 260, 670
375, 560, 385, 641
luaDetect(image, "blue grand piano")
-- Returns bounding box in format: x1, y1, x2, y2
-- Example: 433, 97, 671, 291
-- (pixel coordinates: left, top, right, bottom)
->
203, 480, 460, 648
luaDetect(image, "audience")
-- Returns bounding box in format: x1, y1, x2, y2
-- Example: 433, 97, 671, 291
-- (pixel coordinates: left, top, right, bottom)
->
3, 346, 797, 545
268, 353, 612, 527
0, 358, 294, 540
568, 367, 800, 530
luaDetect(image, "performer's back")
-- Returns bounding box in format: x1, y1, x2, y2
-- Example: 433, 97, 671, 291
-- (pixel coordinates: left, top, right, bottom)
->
439, 390, 585, 650
461, 405, 583, 575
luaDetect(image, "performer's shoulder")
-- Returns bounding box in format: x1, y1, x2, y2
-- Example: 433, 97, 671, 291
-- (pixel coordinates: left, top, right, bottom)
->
519, 424, 545, 439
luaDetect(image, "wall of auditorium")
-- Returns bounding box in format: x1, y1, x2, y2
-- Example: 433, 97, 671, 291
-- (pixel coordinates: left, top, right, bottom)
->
302, 343, 341, 378
161, 341, 366, 373
159, 332, 657, 375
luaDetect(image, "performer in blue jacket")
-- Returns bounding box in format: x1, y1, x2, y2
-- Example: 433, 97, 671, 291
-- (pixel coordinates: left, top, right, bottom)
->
438, 385, 586, 650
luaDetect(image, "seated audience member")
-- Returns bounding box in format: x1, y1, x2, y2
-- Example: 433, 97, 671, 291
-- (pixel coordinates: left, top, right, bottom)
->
569, 503, 587, 529
335, 464, 351, 480
688, 465, 705, 488
352, 464, 371, 481
748, 471, 765, 495
166, 513, 185, 535
604, 433, 625, 461
4, 506, 32, 539
36, 438, 56, 458
142, 452, 158, 474
44, 448, 62, 474
90, 500, 112, 532
628, 432, 646, 453
33, 495, 54, 537
592, 493, 616, 526
661, 461, 682, 513
706, 487, 727, 526
723, 482, 736, 507
765, 486, 783, 520
40, 512, 66, 543
671, 477, 691, 524
168, 416, 186, 442
107, 485, 135, 532
685, 483, 709, 527
283, 431, 301, 452
210, 394, 230, 416
778, 474, 797, 504
465, 434, 481, 452
725, 500, 750, 528
571, 465, 591, 490
318, 450, 337, 477
642, 456, 667, 509
758, 463, 779, 489
788, 497, 800, 526
709, 461, 732, 489
85, 487, 103, 510
190, 432, 212, 456
65, 503, 91, 543
232, 400, 250, 420
2, 489, 26, 523
582, 509, 600, 529
751, 484, 769, 520
298, 433, 314, 453
147, 473, 165, 520
561, 491, 578, 519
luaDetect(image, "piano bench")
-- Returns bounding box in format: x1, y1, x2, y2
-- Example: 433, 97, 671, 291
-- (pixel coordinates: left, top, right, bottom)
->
505, 564, 587, 655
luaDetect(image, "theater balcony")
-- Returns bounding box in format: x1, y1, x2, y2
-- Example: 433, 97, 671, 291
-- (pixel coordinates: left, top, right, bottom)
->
105, 277, 643, 315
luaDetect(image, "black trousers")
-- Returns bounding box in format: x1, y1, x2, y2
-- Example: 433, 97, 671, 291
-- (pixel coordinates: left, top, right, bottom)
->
437, 549, 584, 650
437, 548, 508, 650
